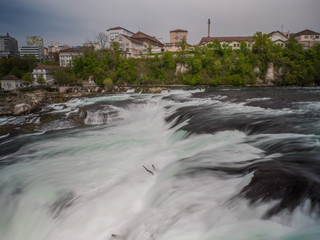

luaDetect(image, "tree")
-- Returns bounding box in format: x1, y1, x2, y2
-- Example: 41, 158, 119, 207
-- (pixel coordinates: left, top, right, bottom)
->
147, 43, 152, 55
179, 37, 187, 54
22, 73, 33, 86
96, 32, 108, 49
37, 74, 45, 85
103, 78, 113, 90
54, 67, 78, 85
252, 32, 271, 54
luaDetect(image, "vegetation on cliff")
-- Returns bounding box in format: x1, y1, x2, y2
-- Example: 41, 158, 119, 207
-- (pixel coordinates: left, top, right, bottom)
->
73, 35, 320, 86
1, 33, 319, 88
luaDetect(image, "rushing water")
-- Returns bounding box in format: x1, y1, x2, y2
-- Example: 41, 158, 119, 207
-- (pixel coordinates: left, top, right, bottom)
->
0, 87, 320, 240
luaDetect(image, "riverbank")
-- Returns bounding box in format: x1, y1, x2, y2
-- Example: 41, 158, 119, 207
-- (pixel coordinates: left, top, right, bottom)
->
0, 86, 173, 116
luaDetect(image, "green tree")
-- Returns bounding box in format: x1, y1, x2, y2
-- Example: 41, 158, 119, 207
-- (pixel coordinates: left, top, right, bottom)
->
22, 73, 33, 86
37, 74, 45, 85
252, 32, 271, 54
147, 43, 152, 55
54, 67, 78, 85
103, 78, 113, 90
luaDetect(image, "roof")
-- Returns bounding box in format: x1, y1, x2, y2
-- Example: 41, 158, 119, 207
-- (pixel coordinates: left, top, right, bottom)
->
59, 47, 91, 53
268, 31, 289, 39
122, 35, 144, 46
132, 31, 164, 47
293, 29, 320, 37
1, 75, 21, 81
199, 36, 254, 45
170, 29, 188, 33
34, 64, 57, 70
107, 26, 134, 34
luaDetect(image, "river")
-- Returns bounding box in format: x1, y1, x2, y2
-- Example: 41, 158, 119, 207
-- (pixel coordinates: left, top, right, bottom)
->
0, 87, 319, 240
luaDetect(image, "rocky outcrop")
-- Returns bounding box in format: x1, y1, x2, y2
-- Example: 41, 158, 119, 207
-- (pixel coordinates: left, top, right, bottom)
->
175, 63, 188, 75
134, 87, 168, 94
13, 103, 32, 115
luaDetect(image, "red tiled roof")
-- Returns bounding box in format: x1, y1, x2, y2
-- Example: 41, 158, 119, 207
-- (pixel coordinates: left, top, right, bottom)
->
59, 47, 91, 53
122, 35, 143, 46
34, 64, 57, 70
170, 29, 188, 33
199, 36, 254, 45
132, 31, 164, 47
2, 75, 21, 81
268, 31, 289, 39
107, 26, 134, 34
293, 29, 320, 37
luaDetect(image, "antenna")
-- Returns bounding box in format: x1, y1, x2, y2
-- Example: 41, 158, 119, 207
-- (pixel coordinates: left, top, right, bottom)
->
281, 24, 283, 33
208, 19, 211, 37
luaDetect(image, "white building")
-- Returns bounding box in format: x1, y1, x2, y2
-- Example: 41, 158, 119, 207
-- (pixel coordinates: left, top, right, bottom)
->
113, 34, 144, 56
112, 31, 164, 57
1, 75, 23, 91
292, 29, 320, 49
268, 31, 289, 47
59, 48, 84, 67
106, 27, 134, 47
199, 36, 255, 50
20, 45, 44, 61
32, 64, 57, 85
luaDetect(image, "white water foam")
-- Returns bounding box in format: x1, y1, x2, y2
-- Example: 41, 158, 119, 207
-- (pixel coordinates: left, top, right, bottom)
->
0, 90, 319, 240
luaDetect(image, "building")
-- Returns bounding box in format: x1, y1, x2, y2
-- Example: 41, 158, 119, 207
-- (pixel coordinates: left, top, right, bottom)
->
20, 45, 44, 61
170, 29, 188, 43
291, 29, 320, 49
106, 27, 134, 47
59, 47, 85, 67
112, 31, 164, 56
26, 36, 44, 47
112, 34, 144, 56
32, 64, 57, 85
199, 36, 255, 50
1, 75, 23, 91
131, 31, 164, 53
20, 36, 44, 60
82, 42, 102, 51
268, 31, 289, 47
0, 33, 19, 58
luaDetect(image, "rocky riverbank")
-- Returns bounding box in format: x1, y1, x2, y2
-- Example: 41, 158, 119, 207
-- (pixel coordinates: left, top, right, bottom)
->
0, 87, 169, 116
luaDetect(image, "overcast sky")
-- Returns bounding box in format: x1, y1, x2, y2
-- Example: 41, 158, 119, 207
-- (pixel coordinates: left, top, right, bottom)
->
1, 0, 319, 47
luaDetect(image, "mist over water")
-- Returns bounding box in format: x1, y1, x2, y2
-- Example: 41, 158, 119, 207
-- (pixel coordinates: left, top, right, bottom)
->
0, 87, 320, 240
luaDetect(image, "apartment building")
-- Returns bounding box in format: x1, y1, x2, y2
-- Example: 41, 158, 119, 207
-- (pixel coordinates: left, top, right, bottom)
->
0, 33, 19, 58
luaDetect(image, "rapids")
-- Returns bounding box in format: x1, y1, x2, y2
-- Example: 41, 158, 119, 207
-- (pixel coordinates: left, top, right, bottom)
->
0, 87, 319, 240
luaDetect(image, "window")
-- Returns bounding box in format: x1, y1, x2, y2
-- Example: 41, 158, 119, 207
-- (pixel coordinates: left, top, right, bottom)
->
119, 37, 122, 41
233, 44, 236, 47
305, 35, 309, 39
237, 44, 240, 47
316, 36, 319, 39
126, 43, 129, 46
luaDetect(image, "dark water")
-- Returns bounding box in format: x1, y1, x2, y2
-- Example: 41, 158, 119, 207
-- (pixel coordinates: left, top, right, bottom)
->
0, 87, 319, 240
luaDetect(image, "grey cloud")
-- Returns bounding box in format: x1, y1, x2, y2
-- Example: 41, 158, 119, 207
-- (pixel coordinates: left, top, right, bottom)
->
1, 0, 320, 46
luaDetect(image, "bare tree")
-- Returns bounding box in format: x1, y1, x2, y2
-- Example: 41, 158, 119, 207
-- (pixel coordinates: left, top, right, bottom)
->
95, 32, 108, 49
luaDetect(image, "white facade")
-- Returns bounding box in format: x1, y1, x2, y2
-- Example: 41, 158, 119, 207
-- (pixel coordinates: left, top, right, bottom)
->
268, 31, 288, 47
32, 65, 56, 85
1, 77, 23, 91
106, 27, 134, 47
59, 49, 83, 67
113, 34, 144, 56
